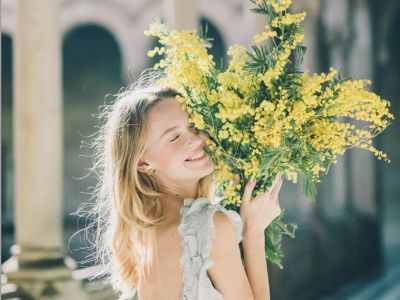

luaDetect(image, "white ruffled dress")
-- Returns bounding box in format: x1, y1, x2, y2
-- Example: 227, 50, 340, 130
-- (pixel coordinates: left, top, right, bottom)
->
133, 197, 243, 300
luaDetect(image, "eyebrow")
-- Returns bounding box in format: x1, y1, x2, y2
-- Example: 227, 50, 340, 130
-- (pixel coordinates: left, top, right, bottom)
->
160, 125, 179, 139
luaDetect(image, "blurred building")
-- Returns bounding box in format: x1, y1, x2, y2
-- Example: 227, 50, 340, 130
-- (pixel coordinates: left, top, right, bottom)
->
1, 0, 399, 299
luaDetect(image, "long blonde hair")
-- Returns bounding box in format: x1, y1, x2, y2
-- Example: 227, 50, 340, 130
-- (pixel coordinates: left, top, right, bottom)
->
81, 79, 213, 299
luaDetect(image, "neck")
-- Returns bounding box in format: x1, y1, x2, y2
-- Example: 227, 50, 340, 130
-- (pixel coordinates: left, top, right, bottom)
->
157, 180, 200, 223
158, 180, 199, 200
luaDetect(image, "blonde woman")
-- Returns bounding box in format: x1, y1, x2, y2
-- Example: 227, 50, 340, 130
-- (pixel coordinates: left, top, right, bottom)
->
87, 84, 282, 300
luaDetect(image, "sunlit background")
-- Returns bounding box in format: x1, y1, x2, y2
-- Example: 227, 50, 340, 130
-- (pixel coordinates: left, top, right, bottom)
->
2, 0, 399, 299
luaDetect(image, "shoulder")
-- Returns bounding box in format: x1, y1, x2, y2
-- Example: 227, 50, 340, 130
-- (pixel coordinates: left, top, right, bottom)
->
208, 210, 253, 298
213, 211, 237, 241
211, 211, 239, 254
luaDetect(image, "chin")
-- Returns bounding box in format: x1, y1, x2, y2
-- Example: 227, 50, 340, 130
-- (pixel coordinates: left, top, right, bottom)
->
202, 157, 215, 172
202, 163, 215, 178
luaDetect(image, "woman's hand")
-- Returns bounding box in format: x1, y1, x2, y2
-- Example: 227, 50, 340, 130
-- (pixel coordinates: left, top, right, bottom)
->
237, 175, 283, 237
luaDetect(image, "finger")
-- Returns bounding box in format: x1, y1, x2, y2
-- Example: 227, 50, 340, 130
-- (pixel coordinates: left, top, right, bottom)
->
272, 176, 282, 191
273, 198, 281, 211
270, 179, 283, 202
267, 176, 281, 194
242, 178, 256, 203
272, 176, 281, 188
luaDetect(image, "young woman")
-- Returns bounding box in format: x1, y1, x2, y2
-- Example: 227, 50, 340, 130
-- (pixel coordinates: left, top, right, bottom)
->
88, 84, 282, 300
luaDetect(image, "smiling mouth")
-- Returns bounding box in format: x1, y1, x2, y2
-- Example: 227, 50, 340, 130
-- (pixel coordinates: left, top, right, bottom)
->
185, 150, 206, 161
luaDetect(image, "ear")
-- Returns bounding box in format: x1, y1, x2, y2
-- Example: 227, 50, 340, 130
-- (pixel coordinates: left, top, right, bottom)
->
137, 158, 150, 173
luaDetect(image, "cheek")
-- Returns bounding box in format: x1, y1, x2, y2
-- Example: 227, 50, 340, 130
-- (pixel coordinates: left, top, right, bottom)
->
155, 144, 185, 167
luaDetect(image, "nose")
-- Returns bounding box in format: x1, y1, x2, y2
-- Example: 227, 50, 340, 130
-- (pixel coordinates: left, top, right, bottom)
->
186, 130, 204, 150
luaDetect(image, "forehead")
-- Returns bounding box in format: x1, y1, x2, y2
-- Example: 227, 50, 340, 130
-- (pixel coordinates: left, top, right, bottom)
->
146, 98, 189, 135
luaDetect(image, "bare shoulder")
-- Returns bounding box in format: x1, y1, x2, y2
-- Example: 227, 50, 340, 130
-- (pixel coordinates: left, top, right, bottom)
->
212, 211, 238, 252
208, 211, 254, 300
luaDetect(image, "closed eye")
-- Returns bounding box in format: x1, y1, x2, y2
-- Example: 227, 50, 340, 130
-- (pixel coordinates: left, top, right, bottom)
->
170, 135, 180, 142
170, 124, 198, 142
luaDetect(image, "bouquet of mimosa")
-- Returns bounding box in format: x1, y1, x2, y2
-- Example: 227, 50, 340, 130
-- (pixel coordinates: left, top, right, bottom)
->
144, 0, 394, 268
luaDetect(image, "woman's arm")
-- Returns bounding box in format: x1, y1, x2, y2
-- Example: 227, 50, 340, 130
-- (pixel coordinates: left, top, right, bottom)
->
242, 230, 269, 300
208, 212, 254, 300
208, 176, 282, 300
239, 176, 283, 300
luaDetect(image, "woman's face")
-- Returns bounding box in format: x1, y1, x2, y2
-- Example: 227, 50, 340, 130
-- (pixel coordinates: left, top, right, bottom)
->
138, 97, 214, 189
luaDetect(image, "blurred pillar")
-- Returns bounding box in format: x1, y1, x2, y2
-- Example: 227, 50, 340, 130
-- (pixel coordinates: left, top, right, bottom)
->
292, 0, 320, 74
318, 0, 381, 281
318, 0, 350, 217
322, 0, 376, 217
1, 0, 88, 298
291, 0, 322, 220
370, 0, 400, 266
163, 0, 197, 30
347, 0, 376, 216
242, 0, 265, 47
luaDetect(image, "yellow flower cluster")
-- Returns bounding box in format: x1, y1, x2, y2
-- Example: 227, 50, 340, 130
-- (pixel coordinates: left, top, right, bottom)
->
147, 46, 165, 58
284, 165, 298, 183
145, 22, 215, 96
261, 32, 304, 89
252, 99, 282, 147
227, 45, 247, 71
211, 156, 242, 205
254, 25, 278, 44
242, 154, 260, 179
218, 72, 256, 98
145, 0, 394, 269
223, 183, 242, 206
145, 0, 394, 210
144, 22, 168, 38
325, 80, 393, 130
298, 68, 337, 108
223, 46, 258, 97
272, 12, 307, 27
308, 120, 351, 155
218, 122, 251, 144
268, 0, 292, 13
215, 90, 253, 121
189, 113, 205, 130
287, 101, 315, 128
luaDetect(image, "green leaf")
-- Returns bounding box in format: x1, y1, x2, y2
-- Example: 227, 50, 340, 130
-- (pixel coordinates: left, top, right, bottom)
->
302, 173, 317, 201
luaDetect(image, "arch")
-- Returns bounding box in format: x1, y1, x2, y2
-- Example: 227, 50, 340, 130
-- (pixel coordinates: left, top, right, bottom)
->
200, 17, 227, 69
198, 0, 245, 46
60, 0, 147, 81
145, 16, 228, 71
63, 24, 123, 85
62, 24, 124, 217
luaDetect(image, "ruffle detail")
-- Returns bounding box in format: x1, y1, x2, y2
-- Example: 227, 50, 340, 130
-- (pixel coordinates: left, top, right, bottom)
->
178, 197, 243, 300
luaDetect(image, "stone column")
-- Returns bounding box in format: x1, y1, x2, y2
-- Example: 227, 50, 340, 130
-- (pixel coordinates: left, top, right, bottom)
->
163, 0, 197, 30
291, 0, 322, 220
347, 0, 376, 216
242, 0, 266, 46
1, 0, 88, 298
318, 0, 350, 217
321, 0, 376, 217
